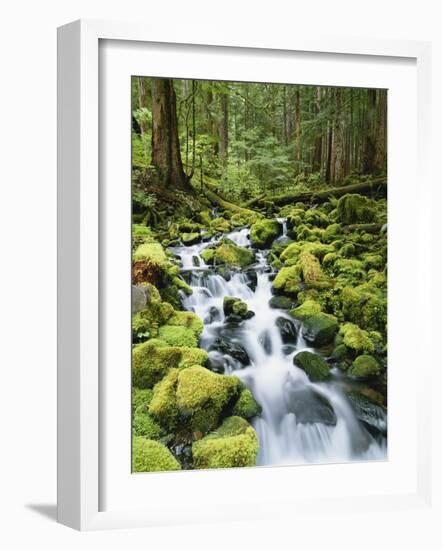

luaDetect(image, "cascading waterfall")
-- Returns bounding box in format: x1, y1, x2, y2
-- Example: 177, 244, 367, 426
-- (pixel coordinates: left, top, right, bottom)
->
170, 223, 387, 466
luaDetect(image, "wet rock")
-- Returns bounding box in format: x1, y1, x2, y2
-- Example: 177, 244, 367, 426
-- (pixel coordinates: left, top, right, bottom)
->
293, 351, 330, 382
206, 351, 226, 374
209, 338, 250, 367
258, 330, 273, 354
181, 232, 201, 246
282, 344, 297, 356
215, 266, 232, 281
302, 313, 339, 346
275, 316, 298, 344
269, 296, 294, 310
192, 256, 200, 267
204, 306, 221, 325
244, 270, 258, 292
132, 285, 147, 313
285, 385, 337, 426
347, 391, 387, 436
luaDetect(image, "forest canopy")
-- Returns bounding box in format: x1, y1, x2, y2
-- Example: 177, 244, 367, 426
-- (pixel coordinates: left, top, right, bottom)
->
132, 77, 387, 220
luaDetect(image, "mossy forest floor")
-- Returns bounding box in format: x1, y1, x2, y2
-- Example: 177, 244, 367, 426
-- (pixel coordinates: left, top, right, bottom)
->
131, 187, 387, 472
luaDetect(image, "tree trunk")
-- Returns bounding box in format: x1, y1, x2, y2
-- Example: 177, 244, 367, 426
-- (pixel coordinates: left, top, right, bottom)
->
151, 78, 189, 189
294, 88, 302, 172
219, 90, 229, 167
137, 77, 150, 135
332, 87, 345, 183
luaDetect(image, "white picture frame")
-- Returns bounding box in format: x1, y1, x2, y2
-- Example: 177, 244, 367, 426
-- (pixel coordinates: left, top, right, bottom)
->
57, 19, 433, 531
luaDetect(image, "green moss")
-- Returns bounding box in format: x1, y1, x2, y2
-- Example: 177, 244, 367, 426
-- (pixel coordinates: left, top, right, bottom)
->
323, 223, 341, 243
176, 366, 241, 434
133, 242, 167, 263
213, 239, 255, 267
230, 211, 260, 227
339, 323, 375, 353
340, 243, 356, 257
280, 242, 333, 265
347, 354, 381, 378
323, 252, 339, 267
132, 388, 154, 414
132, 437, 181, 473
223, 296, 249, 318
148, 369, 180, 431
200, 248, 215, 264
336, 193, 376, 224
192, 416, 259, 469
132, 408, 164, 440
132, 224, 153, 238
178, 347, 209, 369
272, 264, 302, 295
341, 285, 387, 332
181, 232, 201, 245
302, 313, 339, 346
167, 311, 203, 337
331, 343, 348, 362
132, 340, 184, 389
158, 325, 199, 348
232, 389, 262, 419
250, 219, 281, 249
132, 295, 175, 341
333, 258, 366, 281
298, 250, 330, 288
172, 276, 193, 296
293, 351, 330, 381
304, 209, 330, 227
290, 299, 322, 320
210, 217, 231, 233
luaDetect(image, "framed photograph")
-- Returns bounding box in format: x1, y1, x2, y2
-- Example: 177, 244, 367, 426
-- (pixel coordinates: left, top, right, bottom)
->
57, 19, 432, 530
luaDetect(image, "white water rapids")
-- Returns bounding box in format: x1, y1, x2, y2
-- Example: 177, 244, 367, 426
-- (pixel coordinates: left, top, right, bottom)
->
170, 223, 387, 466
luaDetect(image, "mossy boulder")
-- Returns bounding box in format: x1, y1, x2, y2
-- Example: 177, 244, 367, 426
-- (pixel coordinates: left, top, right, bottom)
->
250, 219, 281, 249
181, 232, 201, 245
132, 437, 181, 473
302, 313, 339, 346
232, 389, 262, 419
158, 325, 199, 348
339, 323, 375, 354
131, 286, 175, 342
192, 416, 259, 469
148, 369, 180, 431
341, 285, 386, 333
132, 387, 154, 414
347, 354, 381, 378
293, 351, 330, 381
336, 193, 376, 224
166, 310, 203, 337
323, 223, 341, 243
272, 264, 302, 296
132, 340, 207, 389
268, 295, 294, 310
202, 239, 255, 268
132, 407, 164, 440
210, 217, 231, 233
298, 250, 330, 289
223, 296, 252, 320
290, 299, 322, 320
133, 242, 167, 264
176, 366, 242, 434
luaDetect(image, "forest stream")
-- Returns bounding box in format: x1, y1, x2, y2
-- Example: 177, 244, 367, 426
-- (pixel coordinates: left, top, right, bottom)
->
170, 218, 387, 466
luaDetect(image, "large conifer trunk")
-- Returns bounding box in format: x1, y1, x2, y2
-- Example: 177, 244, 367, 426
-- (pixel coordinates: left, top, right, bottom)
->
151, 78, 189, 189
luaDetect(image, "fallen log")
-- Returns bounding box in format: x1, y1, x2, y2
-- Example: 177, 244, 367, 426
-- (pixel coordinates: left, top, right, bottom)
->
257, 178, 387, 207
242, 192, 266, 208
342, 223, 384, 234
202, 185, 258, 217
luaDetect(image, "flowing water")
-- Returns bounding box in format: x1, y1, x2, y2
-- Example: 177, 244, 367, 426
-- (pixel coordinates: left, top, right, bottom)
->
170, 223, 387, 466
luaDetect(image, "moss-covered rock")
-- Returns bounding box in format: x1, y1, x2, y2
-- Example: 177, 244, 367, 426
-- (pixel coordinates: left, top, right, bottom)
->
341, 285, 386, 333
132, 407, 164, 439
132, 436, 181, 472
181, 232, 201, 245
148, 369, 180, 431
131, 286, 175, 341
192, 416, 259, 469
347, 354, 381, 378
293, 351, 330, 381
176, 366, 242, 434
210, 217, 231, 233
272, 264, 302, 296
268, 295, 294, 310
232, 389, 262, 419
339, 323, 375, 354
132, 387, 154, 414
289, 299, 322, 320
132, 340, 179, 389
202, 239, 255, 268
158, 325, 199, 348
323, 223, 341, 243
302, 313, 339, 346
132, 340, 207, 389
336, 193, 376, 224
298, 250, 330, 288
223, 296, 251, 319
166, 311, 203, 337
250, 219, 281, 249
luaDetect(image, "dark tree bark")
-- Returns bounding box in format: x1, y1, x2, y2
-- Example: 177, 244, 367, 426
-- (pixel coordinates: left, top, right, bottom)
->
294, 88, 302, 172
137, 77, 150, 136
151, 78, 189, 189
